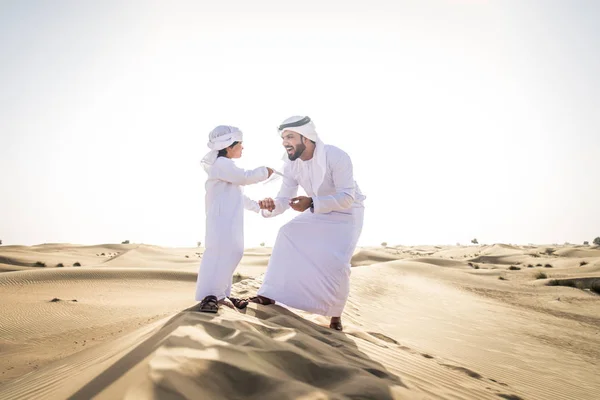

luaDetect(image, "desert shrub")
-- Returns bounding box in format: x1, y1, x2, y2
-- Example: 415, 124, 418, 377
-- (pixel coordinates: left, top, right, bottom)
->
535, 272, 547, 279
580, 261, 588, 266
594, 237, 600, 246
381, 242, 388, 247
471, 238, 478, 244
547, 280, 576, 288
34, 261, 46, 267
73, 262, 81, 267
56, 263, 64, 268
508, 266, 521, 270
544, 264, 553, 268
122, 240, 130, 244
591, 280, 600, 294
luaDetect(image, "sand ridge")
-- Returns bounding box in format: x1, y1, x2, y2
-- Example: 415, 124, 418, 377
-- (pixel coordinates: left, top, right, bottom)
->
0, 243, 598, 399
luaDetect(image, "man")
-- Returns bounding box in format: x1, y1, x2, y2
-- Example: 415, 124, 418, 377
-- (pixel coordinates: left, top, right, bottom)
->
249, 116, 365, 331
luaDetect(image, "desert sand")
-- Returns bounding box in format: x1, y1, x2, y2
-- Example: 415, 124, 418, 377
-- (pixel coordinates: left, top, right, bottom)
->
0, 243, 599, 399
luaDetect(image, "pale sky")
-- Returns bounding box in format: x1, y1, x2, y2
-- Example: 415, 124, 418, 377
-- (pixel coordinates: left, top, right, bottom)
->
1, 0, 599, 247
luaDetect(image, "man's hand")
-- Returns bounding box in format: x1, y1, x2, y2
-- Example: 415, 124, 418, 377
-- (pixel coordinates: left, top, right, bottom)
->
290, 196, 312, 212
266, 167, 274, 178
258, 198, 276, 212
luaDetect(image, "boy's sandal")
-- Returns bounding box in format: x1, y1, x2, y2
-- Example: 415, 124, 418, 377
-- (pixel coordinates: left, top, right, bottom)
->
228, 297, 249, 309
198, 295, 219, 313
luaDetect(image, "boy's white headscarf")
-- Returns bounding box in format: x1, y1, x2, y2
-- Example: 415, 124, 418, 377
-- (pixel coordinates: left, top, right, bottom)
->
201, 125, 243, 172
278, 116, 327, 194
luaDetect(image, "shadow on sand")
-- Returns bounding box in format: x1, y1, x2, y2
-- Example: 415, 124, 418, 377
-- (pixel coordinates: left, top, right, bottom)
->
68, 303, 405, 399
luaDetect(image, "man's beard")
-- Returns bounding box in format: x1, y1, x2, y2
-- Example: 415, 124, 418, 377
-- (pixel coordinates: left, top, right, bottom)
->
287, 142, 306, 161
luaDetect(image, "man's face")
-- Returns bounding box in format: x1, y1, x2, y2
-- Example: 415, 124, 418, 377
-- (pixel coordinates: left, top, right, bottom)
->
281, 130, 306, 161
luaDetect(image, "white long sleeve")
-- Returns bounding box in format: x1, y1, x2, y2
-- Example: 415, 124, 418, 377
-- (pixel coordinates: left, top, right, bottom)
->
243, 194, 260, 213
261, 167, 299, 218
214, 158, 269, 186
312, 149, 355, 214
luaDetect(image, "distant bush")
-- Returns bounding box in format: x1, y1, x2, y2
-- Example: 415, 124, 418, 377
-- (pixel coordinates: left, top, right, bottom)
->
594, 237, 600, 246
34, 261, 46, 267
260, 242, 265, 247
471, 238, 478, 244
547, 279, 575, 288
508, 266, 521, 270
73, 262, 81, 267
530, 253, 540, 258
381, 242, 388, 247
101, 253, 105, 256
547, 279, 600, 294
536, 263, 542, 267
122, 240, 130, 244
0, 239, 2, 245
580, 261, 588, 266
544, 248, 554, 255
535, 272, 547, 279
185, 255, 189, 258
197, 241, 202, 247
56, 263, 64, 268
498, 276, 506, 280
584, 241, 589, 245
527, 264, 534, 268
544, 264, 553, 268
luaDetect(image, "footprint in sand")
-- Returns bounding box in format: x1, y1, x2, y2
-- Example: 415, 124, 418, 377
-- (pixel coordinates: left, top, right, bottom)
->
440, 364, 482, 379
497, 395, 523, 400
367, 332, 399, 345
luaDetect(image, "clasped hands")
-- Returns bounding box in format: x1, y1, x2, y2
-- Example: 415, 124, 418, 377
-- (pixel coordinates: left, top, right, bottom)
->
258, 196, 312, 212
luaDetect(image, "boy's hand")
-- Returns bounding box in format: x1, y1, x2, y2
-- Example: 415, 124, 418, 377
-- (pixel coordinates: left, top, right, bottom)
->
258, 198, 276, 212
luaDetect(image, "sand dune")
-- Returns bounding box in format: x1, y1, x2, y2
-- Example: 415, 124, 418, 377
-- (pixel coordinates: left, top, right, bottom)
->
0, 243, 599, 399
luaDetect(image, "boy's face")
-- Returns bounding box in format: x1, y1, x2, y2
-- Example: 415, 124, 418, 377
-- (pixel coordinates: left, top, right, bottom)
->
227, 142, 243, 159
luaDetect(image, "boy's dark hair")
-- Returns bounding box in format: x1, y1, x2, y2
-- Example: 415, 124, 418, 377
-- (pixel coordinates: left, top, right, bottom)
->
217, 141, 239, 158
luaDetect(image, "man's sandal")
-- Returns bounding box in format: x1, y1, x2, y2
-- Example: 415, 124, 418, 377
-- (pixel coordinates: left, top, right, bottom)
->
330, 319, 343, 331
248, 295, 275, 305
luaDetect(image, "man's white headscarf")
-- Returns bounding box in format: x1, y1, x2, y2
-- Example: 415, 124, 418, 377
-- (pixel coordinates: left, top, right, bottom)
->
201, 125, 243, 172
278, 116, 327, 194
